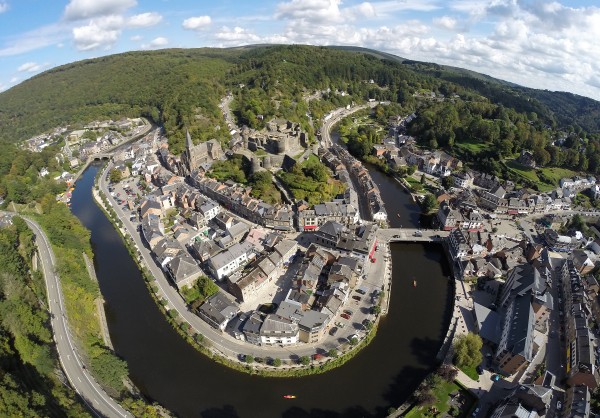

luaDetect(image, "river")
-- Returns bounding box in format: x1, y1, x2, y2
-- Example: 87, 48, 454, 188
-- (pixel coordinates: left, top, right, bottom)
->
70, 161, 452, 418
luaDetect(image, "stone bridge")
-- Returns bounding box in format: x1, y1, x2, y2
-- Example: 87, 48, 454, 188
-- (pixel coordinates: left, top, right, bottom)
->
90, 153, 112, 160
377, 228, 450, 243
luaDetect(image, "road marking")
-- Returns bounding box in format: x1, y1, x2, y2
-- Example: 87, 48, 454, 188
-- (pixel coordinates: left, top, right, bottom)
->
78, 377, 82, 382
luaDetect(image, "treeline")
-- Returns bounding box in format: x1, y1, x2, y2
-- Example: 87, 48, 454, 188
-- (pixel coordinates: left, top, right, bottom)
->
3, 44, 600, 159
0, 216, 91, 417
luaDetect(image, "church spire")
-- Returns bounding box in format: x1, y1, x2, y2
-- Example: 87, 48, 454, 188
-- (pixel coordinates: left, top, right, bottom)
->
185, 128, 194, 150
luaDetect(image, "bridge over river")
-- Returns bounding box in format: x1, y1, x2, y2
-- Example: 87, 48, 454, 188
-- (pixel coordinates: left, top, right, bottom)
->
377, 228, 450, 243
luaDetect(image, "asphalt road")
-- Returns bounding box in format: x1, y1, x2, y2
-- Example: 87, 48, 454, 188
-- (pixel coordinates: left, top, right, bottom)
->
22, 215, 130, 418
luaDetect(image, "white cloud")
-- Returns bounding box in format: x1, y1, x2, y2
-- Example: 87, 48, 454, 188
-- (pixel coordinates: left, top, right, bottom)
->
128, 12, 162, 28
17, 62, 42, 72
276, 0, 344, 24
72, 15, 124, 51
214, 26, 260, 44
64, 0, 136, 21
0, 23, 67, 57
130, 35, 143, 41
142, 36, 168, 49
10, 76, 19, 83
182, 15, 211, 30
0, 2, 9, 13
433, 16, 458, 30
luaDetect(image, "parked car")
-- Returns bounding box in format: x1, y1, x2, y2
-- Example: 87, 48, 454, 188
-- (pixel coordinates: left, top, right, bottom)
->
329, 327, 338, 336
343, 309, 353, 317
352, 295, 362, 301
476, 365, 484, 375
341, 313, 351, 320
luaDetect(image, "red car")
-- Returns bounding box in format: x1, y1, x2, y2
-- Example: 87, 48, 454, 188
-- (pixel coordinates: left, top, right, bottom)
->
340, 313, 350, 320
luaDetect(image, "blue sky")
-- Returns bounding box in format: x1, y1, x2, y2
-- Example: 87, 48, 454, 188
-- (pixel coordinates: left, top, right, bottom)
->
2, 0, 600, 100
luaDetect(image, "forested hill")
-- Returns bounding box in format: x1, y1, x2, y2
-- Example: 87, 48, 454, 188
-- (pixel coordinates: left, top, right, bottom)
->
1, 44, 600, 150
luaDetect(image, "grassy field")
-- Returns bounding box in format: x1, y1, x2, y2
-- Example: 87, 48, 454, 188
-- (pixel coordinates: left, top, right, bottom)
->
404, 381, 462, 418
537, 167, 578, 185
505, 160, 579, 193
454, 139, 490, 154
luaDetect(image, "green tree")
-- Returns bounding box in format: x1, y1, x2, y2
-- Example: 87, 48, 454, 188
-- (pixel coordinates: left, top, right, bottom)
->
300, 355, 310, 365
328, 348, 338, 358
422, 194, 439, 214
407, 165, 417, 176
272, 358, 282, 367
453, 332, 483, 369
245, 355, 254, 364
420, 173, 426, 184
109, 168, 122, 183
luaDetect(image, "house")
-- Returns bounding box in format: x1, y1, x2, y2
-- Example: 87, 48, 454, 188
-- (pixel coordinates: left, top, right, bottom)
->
572, 249, 596, 275
517, 150, 536, 168
140, 198, 163, 219
198, 200, 220, 220
197, 291, 239, 331
452, 171, 473, 189
166, 253, 202, 290
214, 212, 234, 230
207, 241, 255, 281
259, 314, 299, 345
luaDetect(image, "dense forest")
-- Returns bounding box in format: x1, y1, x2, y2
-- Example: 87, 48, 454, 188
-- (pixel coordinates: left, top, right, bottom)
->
3, 44, 599, 156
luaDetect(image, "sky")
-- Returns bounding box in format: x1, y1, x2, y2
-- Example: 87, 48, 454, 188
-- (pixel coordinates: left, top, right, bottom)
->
1, 0, 600, 101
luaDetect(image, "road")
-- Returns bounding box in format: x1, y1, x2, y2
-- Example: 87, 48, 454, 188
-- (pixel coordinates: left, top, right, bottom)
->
97, 161, 388, 363
20, 215, 130, 418
320, 102, 378, 147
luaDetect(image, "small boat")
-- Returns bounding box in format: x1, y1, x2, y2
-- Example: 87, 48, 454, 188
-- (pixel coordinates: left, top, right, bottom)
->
283, 395, 296, 399
413, 280, 417, 287
397, 213, 401, 218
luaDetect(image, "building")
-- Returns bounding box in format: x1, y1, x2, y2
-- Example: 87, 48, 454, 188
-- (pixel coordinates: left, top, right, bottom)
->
494, 294, 535, 376
489, 385, 552, 418
259, 314, 299, 345
166, 253, 202, 290
560, 260, 599, 390
197, 292, 239, 331
544, 229, 583, 252
207, 241, 255, 281
564, 385, 591, 418
180, 129, 223, 175
452, 171, 473, 189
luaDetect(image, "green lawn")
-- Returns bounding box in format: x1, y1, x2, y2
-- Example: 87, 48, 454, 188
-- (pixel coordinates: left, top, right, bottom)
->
404, 381, 462, 418
454, 139, 490, 154
504, 160, 556, 192
458, 364, 480, 381
505, 160, 539, 182
537, 167, 578, 185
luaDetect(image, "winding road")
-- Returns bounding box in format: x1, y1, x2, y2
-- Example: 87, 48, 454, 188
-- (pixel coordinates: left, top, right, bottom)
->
20, 215, 130, 418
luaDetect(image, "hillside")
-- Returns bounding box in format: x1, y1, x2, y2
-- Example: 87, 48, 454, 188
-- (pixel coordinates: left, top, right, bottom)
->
1, 44, 600, 151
